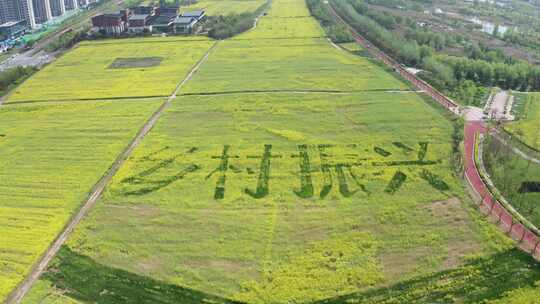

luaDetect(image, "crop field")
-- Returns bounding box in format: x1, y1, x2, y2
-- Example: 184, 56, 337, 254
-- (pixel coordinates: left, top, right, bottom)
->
4, 0, 540, 302
505, 93, 540, 150
23, 92, 540, 304
0, 100, 162, 301
265, 0, 312, 17
6, 38, 214, 103
235, 16, 325, 39
182, 0, 266, 15
182, 38, 408, 93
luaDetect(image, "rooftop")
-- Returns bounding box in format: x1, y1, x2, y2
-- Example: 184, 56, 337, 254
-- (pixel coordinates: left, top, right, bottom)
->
129, 14, 149, 21
181, 10, 205, 17
174, 17, 195, 24
151, 15, 175, 25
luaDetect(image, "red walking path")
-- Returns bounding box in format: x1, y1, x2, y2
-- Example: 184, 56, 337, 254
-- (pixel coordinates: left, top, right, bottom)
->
465, 121, 540, 260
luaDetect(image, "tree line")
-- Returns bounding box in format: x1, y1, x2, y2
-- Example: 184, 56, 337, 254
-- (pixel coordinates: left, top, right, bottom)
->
0, 66, 37, 96
307, 0, 353, 43
207, 0, 270, 39
330, 0, 540, 105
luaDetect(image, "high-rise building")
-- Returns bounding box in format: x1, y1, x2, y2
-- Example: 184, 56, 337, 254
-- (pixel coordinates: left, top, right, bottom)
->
50, 0, 65, 16
0, 0, 82, 30
32, 0, 52, 23
64, 0, 77, 10
0, 0, 35, 28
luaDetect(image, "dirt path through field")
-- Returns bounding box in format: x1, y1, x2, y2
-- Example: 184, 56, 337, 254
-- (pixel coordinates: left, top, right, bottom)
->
6, 41, 220, 304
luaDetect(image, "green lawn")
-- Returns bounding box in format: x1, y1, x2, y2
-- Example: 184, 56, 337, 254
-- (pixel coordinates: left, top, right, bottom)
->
0, 100, 162, 301
483, 134, 540, 228
505, 93, 540, 150
6, 38, 214, 103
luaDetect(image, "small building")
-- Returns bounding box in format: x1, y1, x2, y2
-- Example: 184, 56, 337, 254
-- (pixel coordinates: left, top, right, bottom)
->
0, 20, 27, 40
128, 14, 152, 33
149, 6, 179, 33
91, 12, 127, 34
150, 14, 175, 32
181, 10, 205, 21
173, 16, 196, 34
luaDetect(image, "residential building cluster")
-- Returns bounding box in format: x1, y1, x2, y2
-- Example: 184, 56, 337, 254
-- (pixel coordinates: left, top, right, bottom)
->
91, 2, 205, 35
0, 0, 95, 30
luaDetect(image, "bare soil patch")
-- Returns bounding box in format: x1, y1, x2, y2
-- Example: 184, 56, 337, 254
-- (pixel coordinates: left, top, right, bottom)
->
109, 57, 163, 69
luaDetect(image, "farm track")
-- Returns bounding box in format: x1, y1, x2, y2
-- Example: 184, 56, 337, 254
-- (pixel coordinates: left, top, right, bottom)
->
0, 89, 423, 106
180, 89, 423, 96
0, 95, 168, 106
5, 41, 220, 304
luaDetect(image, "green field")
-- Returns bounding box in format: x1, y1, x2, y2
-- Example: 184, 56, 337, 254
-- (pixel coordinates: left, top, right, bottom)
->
182, 0, 266, 15
505, 93, 540, 150
0, 100, 162, 301
2, 0, 539, 302
183, 39, 408, 93
483, 135, 540, 228
20, 92, 502, 302
6, 38, 214, 103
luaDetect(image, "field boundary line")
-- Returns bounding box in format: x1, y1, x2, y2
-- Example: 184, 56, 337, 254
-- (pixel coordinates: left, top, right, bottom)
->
6, 40, 220, 304
180, 89, 420, 96
1, 96, 168, 106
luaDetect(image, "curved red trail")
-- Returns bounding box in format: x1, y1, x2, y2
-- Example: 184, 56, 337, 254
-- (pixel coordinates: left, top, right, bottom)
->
464, 121, 540, 260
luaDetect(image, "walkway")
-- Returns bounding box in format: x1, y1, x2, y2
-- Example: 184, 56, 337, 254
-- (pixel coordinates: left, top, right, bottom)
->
464, 121, 540, 260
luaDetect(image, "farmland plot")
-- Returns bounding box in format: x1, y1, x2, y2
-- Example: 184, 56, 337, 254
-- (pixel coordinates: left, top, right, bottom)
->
0, 100, 162, 301
6, 38, 214, 103
182, 0, 266, 15
23, 92, 532, 304
235, 15, 325, 39
10, 0, 540, 301
183, 38, 408, 93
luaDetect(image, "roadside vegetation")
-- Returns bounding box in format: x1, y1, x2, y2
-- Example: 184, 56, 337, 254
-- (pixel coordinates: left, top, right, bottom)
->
483, 132, 540, 228
329, 0, 540, 106
505, 93, 540, 150
0, 66, 37, 97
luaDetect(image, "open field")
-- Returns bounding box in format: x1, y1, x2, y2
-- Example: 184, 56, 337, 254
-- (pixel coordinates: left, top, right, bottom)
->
235, 16, 325, 39
0, 100, 162, 301
182, 0, 266, 15
23, 92, 540, 303
6, 38, 214, 103
505, 93, 540, 150
182, 38, 408, 93
4, 0, 540, 302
